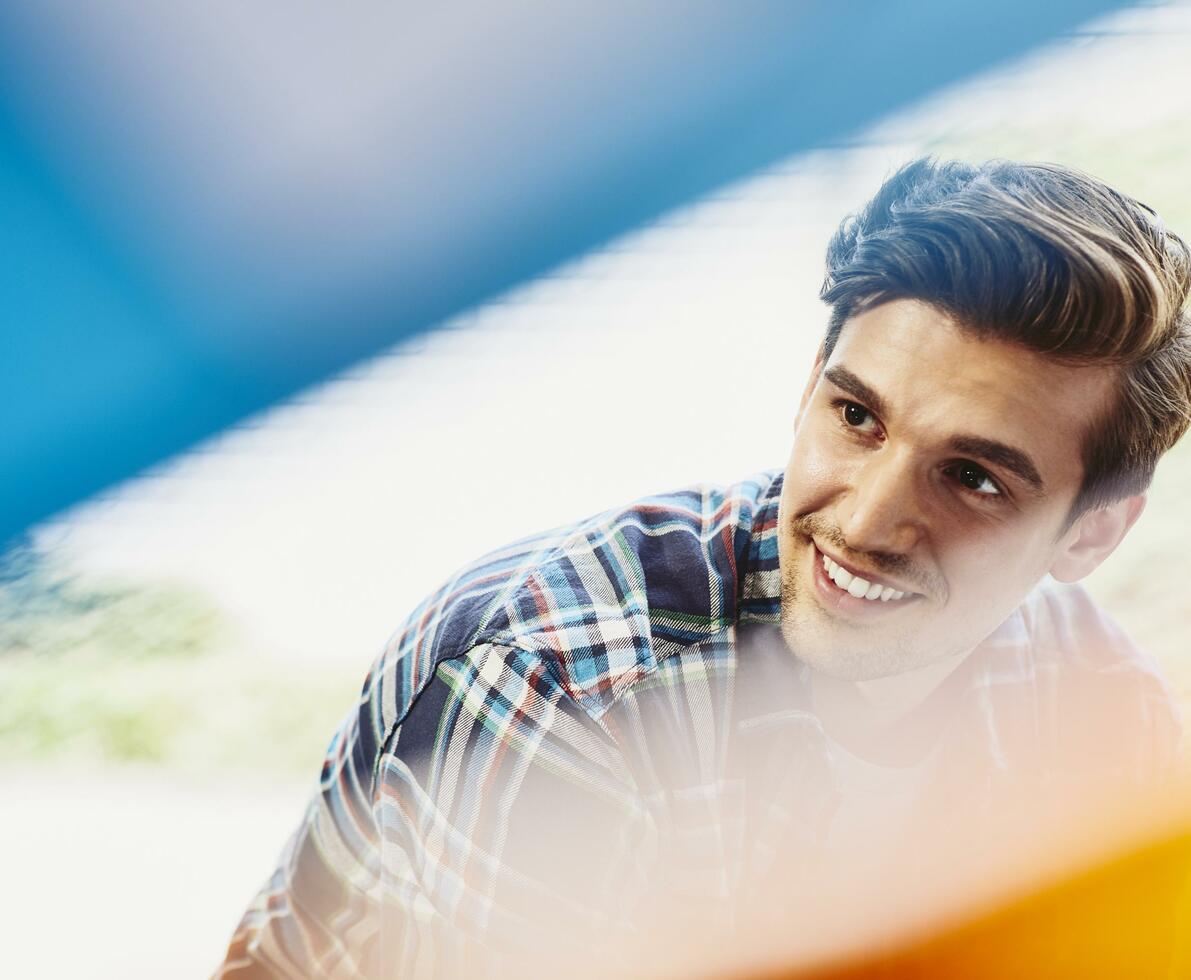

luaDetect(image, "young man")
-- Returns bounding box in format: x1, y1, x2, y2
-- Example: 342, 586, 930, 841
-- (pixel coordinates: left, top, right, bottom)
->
216, 159, 1190, 978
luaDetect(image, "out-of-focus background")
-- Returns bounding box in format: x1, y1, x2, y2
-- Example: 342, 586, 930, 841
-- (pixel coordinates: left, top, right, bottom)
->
3, 2, 1191, 977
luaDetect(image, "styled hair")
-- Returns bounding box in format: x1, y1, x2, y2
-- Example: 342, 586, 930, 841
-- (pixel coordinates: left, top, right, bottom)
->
820, 158, 1191, 521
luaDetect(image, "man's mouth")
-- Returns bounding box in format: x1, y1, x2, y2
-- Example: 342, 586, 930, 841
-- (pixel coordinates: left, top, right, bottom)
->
811, 542, 920, 611
820, 551, 907, 602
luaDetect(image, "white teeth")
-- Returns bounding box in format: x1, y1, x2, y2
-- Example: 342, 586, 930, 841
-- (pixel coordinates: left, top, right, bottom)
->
820, 551, 908, 603
822, 554, 850, 589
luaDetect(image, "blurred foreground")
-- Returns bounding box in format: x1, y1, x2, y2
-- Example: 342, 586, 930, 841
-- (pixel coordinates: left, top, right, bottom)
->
5, 3, 1191, 977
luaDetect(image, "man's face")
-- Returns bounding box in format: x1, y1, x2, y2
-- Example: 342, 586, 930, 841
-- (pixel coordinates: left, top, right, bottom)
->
778, 299, 1117, 680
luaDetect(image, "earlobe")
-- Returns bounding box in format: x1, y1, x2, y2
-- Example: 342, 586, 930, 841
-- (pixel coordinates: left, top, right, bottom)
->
1049, 495, 1146, 583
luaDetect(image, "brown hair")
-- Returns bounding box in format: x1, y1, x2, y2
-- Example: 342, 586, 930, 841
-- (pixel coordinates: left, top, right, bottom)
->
820, 158, 1191, 522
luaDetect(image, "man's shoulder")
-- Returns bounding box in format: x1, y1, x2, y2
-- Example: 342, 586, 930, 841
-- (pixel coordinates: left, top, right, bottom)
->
981, 578, 1169, 681
965, 578, 1182, 777
368, 470, 783, 730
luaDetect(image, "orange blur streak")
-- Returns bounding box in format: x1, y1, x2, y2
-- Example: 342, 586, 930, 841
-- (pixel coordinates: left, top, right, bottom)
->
770, 826, 1191, 980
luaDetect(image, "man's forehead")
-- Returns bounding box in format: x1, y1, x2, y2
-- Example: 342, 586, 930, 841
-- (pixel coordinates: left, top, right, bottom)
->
827, 301, 1116, 407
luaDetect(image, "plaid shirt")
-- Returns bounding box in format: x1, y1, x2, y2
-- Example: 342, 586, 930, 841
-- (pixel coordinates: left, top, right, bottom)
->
216, 471, 1180, 978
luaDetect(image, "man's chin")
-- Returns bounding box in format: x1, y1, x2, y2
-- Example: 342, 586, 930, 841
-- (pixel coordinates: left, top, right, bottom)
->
785, 637, 907, 681
777, 613, 928, 681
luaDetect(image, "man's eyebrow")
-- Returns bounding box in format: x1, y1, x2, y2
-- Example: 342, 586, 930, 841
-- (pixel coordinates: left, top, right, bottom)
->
822, 366, 888, 419
950, 436, 1045, 492
823, 365, 1045, 492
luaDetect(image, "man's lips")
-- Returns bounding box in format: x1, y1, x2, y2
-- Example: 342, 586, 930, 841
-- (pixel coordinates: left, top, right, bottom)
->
805, 540, 924, 619
813, 541, 920, 598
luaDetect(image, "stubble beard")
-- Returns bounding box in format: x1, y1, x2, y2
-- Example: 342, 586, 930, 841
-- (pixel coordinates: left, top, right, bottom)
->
778, 520, 935, 681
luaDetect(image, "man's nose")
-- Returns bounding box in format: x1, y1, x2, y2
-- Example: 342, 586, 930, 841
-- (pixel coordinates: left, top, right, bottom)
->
837, 450, 925, 556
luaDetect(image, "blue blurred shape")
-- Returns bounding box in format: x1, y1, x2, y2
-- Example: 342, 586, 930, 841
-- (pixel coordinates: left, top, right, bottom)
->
0, 0, 1126, 544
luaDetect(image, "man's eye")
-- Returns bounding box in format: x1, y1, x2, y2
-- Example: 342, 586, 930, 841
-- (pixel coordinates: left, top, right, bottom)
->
948, 461, 1002, 497
840, 401, 877, 432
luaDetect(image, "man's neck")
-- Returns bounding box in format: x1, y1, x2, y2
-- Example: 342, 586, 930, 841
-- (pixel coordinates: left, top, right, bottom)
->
809, 647, 974, 763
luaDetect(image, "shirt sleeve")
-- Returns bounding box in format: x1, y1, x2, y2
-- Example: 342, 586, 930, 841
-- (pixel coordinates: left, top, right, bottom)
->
1032, 579, 1183, 787
950, 578, 1185, 827
213, 687, 386, 979
213, 640, 654, 979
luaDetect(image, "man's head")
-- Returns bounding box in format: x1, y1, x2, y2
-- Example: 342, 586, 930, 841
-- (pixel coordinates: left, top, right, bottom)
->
778, 158, 1191, 681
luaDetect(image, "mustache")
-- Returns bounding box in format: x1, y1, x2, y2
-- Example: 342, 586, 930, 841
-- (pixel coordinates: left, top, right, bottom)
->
789, 512, 934, 594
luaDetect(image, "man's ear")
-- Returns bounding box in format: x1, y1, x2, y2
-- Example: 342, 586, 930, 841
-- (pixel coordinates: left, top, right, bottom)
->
1049, 494, 1146, 583
794, 346, 826, 431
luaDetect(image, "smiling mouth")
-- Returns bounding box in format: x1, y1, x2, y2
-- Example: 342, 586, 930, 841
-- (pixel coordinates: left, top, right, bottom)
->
812, 544, 920, 607
820, 551, 907, 602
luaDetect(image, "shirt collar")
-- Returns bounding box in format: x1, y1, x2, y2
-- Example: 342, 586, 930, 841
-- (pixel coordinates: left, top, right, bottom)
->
738, 470, 784, 624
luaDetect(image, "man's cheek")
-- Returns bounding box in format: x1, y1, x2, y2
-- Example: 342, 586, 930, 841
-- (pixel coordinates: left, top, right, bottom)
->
787, 438, 848, 509
959, 530, 1039, 584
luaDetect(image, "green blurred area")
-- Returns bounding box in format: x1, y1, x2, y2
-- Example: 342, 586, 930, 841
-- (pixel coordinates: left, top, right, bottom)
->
0, 541, 360, 774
